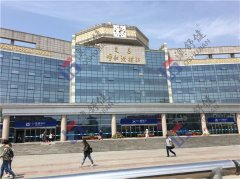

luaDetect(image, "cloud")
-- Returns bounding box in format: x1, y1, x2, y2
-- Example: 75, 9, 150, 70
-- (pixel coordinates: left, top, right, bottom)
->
2, 1, 239, 48
143, 17, 240, 47
2, 1, 161, 25
202, 17, 240, 40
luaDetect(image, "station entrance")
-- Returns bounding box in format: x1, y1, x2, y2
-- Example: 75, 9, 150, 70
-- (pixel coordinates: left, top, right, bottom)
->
207, 117, 238, 134
121, 125, 162, 137
120, 114, 162, 137
15, 128, 56, 143
13, 119, 58, 143
207, 123, 238, 134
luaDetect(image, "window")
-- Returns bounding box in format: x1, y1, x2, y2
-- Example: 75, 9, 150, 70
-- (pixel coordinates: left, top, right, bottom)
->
13, 56, 21, 60
11, 70, 19, 74
10, 85, 18, 89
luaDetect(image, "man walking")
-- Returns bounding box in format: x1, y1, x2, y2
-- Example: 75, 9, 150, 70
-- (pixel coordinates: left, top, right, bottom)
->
165, 134, 176, 157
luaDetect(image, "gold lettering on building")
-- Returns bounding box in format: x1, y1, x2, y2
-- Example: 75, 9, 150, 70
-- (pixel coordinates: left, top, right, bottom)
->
0, 44, 51, 57
186, 58, 240, 65
100, 44, 145, 64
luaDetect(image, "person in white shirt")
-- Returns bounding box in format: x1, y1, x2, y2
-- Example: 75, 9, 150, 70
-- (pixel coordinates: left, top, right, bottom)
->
145, 129, 149, 141
165, 134, 176, 157
49, 133, 53, 142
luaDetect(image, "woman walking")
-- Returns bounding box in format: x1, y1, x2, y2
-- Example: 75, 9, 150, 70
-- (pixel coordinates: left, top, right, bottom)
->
0, 141, 16, 179
3, 143, 14, 178
80, 139, 94, 167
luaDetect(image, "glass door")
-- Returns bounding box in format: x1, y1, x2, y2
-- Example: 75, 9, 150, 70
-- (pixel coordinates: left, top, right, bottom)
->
25, 129, 31, 142
36, 129, 41, 142
135, 125, 140, 136
30, 128, 36, 142
15, 129, 24, 143
140, 126, 145, 135
126, 126, 131, 137
133, 126, 139, 137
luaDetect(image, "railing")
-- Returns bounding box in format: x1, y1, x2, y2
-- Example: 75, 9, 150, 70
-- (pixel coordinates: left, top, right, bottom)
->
35, 159, 240, 179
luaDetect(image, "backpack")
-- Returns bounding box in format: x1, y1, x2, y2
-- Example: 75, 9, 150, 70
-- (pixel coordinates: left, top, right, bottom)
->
5, 148, 14, 159
89, 147, 93, 153
9, 149, 14, 158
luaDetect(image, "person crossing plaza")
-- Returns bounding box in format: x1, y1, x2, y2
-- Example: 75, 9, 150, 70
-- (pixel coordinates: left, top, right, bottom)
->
0, 140, 16, 179
165, 134, 176, 157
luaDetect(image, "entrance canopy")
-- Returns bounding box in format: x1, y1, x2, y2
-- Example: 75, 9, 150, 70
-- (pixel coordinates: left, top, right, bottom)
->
1, 103, 240, 116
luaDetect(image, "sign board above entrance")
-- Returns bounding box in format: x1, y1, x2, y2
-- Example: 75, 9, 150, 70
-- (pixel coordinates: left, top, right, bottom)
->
14, 121, 57, 128
207, 118, 235, 124
120, 118, 160, 125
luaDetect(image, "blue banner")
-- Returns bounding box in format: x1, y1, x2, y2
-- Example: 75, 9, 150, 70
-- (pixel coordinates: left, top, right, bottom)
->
15, 121, 57, 128
207, 118, 235, 123
120, 118, 160, 125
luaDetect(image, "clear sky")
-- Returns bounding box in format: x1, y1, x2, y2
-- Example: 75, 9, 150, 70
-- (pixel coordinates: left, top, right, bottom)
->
0, 0, 239, 49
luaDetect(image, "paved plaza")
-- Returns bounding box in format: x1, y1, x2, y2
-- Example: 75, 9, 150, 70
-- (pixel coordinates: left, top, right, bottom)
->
9, 145, 240, 178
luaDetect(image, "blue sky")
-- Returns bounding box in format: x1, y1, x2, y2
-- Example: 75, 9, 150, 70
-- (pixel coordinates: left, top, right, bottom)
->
0, 0, 239, 49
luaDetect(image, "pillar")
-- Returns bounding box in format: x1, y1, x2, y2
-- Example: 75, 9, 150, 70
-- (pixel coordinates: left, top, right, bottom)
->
2, 115, 10, 140
208, 54, 212, 59
161, 113, 167, 137
111, 114, 117, 137
60, 115, 67, 141
237, 113, 240, 135
201, 113, 209, 136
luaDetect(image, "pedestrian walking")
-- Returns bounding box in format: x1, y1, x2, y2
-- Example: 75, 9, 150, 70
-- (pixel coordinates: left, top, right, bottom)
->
98, 130, 103, 140
80, 139, 94, 167
40, 133, 43, 142
17, 135, 22, 143
0, 140, 16, 179
144, 128, 149, 141
43, 131, 47, 142
49, 133, 53, 142
165, 134, 176, 157
3, 143, 14, 178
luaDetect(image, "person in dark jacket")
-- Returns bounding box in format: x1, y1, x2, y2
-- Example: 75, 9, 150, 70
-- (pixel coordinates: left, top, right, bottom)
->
80, 139, 94, 167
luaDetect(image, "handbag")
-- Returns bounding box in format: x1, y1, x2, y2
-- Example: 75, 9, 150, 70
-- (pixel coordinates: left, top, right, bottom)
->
170, 141, 175, 149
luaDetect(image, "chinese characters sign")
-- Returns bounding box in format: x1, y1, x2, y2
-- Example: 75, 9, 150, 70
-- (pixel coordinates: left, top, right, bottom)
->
100, 44, 146, 65
207, 118, 234, 124
14, 121, 57, 128
120, 118, 159, 125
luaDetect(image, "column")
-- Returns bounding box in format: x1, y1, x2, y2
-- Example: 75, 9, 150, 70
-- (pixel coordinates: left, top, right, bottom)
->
201, 113, 209, 136
111, 114, 117, 137
60, 115, 67, 141
2, 115, 10, 140
70, 35, 76, 103
237, 113, 240, 135
161, 113, 167, 137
